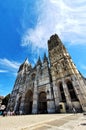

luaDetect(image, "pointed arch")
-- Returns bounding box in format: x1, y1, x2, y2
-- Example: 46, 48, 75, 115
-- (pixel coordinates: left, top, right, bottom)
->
58, 82, 66, 102
24, 90, 33, 114
38, 92, 47, 113
66, 80, 78, 101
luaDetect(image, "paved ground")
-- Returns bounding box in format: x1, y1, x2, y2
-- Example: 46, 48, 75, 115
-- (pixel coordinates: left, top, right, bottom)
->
0, 113, 86, 130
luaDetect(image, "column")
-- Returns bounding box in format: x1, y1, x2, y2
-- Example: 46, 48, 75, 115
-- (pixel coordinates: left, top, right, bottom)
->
46, 84, 55, 113
14, 94, 20, 112
32, 80, 38, 114
62, 79, 72, 109
52, 81, 60, 112
19, 96, 25, 114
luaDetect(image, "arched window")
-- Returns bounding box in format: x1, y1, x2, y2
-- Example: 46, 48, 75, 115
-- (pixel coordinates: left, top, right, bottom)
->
66, 81, 78, 101
59, 82, 66, 102
31, 73, 36, 81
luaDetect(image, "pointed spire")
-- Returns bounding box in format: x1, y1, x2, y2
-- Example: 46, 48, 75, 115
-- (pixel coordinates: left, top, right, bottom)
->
24, 58, 31, 66
24, 58, 32, 72
43, 53, 48, 63
37, 56, 42, 66
18, 58, 31, 72
24, 58, 29, 64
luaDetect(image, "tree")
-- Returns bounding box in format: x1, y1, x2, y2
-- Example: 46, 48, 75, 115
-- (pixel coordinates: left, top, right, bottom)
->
2, 94, 10, 107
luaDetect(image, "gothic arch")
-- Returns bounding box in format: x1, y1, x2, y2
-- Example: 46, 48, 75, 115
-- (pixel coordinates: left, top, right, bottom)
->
31, 73, 36, 81
38, 92, 47, 113
58, 82, 66, 102
66, 80, 78, 101
24, 90, 33, 114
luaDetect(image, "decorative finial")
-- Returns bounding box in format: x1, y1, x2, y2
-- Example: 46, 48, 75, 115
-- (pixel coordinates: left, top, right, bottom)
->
43, 53, 48, 62
37, 56, 42, 66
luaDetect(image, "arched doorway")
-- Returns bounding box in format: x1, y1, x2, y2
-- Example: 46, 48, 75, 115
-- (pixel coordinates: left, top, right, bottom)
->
24, 90, 33, 114
38, 92, 47, 114
66, 81, 78, 101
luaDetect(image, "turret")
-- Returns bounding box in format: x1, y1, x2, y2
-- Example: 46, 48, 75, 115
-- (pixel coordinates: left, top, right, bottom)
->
18, 58, 31, 73
43, 53, 48, 63
48, 34, 62, 51
36, 56, 42, 66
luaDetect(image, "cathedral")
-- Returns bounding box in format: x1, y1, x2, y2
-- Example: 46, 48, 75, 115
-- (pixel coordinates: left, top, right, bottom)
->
7, 34, 86, 114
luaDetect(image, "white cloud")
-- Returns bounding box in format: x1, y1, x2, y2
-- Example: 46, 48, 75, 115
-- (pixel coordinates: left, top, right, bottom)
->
0, 58, 21, 75
0, 70, 8, 73
81, 65, 86, 70
22, 0, 86, 49
0, 58, 20, 69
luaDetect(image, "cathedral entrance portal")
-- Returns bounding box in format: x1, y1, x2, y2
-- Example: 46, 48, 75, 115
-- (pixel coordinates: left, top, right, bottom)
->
38, 92, 47, 114
24, 90, 33, 114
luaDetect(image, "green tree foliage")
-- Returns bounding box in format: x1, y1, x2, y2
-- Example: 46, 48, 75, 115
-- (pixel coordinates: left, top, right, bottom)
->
2, 94, 10, 107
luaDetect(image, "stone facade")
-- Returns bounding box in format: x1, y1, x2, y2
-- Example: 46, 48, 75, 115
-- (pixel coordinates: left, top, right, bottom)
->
7, 34, 86, 114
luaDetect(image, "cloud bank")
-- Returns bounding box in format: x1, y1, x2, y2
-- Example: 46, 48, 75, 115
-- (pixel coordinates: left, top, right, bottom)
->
0, 70, 8, 73
21, 0, 86, 50
0, 58, 20, 75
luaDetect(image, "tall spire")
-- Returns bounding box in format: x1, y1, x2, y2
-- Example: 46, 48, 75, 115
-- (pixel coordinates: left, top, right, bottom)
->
18, 58, 31, 72
24, 58, 31, 65
37, 56, 42, 66
43, 53, 48, 63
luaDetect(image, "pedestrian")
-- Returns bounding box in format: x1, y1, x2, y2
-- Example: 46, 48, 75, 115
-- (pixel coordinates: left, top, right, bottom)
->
72, 107, 76, 114
0, 111, 2, 115
7, 110, 11, 116
3, 111, 6, 117
19, 110, 23, 115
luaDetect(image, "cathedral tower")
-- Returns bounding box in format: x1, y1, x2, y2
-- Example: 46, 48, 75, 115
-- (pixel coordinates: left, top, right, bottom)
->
48, 34, 86, 112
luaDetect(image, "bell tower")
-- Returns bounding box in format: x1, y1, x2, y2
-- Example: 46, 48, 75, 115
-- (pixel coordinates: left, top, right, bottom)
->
48, 34, 74, 80
48, 34, 86, 112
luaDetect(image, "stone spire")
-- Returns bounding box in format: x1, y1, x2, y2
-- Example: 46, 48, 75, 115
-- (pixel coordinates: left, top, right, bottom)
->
24, 58, 31, 66
37, 56, 42, 66
18, 58, 31, 72
24, 58, 29, 64
43, 53, 48, 63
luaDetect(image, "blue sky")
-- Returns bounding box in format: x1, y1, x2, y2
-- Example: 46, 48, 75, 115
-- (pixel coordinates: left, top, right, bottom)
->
0, 0, 86, 96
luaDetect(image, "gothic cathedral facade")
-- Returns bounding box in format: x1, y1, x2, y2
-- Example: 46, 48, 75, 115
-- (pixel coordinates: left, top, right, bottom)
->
7, 34, 86, 114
